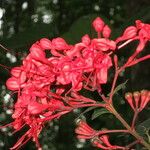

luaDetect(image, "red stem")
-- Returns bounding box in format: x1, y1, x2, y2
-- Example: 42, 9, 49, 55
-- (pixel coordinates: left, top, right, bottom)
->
96, 129, 129, 136
131, 110, 139, 129
74, 103, 106, 109
127, 54, 150, 67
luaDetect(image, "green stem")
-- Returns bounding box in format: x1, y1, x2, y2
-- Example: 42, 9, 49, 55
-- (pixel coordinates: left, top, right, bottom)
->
109, 105, 150, 150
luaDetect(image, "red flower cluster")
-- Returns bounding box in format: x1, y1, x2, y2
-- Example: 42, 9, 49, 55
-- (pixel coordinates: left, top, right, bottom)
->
3, 17, 115, 149
75, 120, 124, 150
125, 90, 150, 112
1, 17, 150, 149
116, 20, 150, 52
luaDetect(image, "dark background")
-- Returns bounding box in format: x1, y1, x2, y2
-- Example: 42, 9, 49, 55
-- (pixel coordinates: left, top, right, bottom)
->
0, 0, 150, 149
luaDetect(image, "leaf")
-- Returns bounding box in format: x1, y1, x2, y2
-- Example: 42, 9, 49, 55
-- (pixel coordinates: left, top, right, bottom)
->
0, 23, 55, 50
91, 108, 111, 120
114, 80, 128, 94
136, 118, 150, 139
76, 106, 97, 120
108, 80, 128, 96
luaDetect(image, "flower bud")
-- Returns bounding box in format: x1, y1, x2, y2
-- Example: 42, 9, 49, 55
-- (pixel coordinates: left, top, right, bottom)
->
133, 91, 140, 109
140, 90, 150, 111
6, 77, 19, 90
81, 34, 90, 45
30, 44, 46, 60
52, 37, 69, 50
125, 93, 135, 111
136, 20, 144, 29
92, 17, 105, 33
40, 38, 52, 49
102, 25, 111, 38
123, 26, 137, 40
11, 67, 22, 78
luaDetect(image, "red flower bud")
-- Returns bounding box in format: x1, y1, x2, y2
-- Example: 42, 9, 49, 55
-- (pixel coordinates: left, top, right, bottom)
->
92, 17, 105, 33
123, 26, 137, 39
52, 37, 69, 50
102, 25, 111, 38
81, 34, 90, 45
125, 93, 135, 111
136, 20, 144, 29
133, 91, 140, 109
140, 90, 150, 111
39, 38, 52, 49
11, 67, 22, 77
30, 44, 46, 60
116, 26, 137, 43
30, 43, 42, 52
6, 77, 20, 90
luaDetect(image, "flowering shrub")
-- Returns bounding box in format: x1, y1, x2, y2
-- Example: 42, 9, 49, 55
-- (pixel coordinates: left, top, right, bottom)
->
1, 17, 150, 150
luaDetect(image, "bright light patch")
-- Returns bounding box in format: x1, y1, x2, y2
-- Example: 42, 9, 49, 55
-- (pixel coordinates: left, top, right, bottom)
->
6, 52, 17, 63
4, 94, 11, 103
94, 5, 100, 11
0, 20, 3, 29
0, 8, 5, 19
22, 2, 28, 10
31, 14, 38, 22
42, 14, 52, 24
6, 109, 13, 115
53, 0, 58, 4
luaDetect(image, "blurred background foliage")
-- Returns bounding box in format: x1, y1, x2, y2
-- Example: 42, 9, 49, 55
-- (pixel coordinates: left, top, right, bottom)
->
0, 0, 150, 149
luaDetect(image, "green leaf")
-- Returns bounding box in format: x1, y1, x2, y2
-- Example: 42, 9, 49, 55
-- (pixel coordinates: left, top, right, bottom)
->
1, 23, 55, 50
76, 106, 97, 120
108, 80, 128, 96
136, 118, 150, 142
114, 80, 128, 94
91, 108, 111, 120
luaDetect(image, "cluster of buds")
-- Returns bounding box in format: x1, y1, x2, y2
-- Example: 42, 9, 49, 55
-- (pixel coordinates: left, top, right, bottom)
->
75, 120, 124, 149
125, 90, 150, 112
92, 17, 111, 38
116, 20, 150, 52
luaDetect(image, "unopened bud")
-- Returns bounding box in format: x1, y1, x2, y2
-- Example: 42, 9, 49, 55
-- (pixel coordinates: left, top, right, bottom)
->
125, 93, 135, 111
133, 91, 140, 109
40, 38, 52, 50
52, 37, 69, 50
92, 17, 105, 33
102, 25, 111, 38
82, 34, 90, 45
140, 90, 149, 111
123, 26, 137, 40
